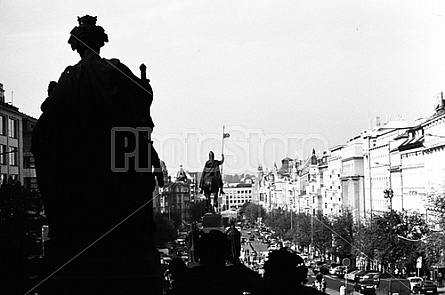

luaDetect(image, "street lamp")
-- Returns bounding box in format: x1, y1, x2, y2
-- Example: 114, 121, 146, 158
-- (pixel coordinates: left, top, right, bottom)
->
383, 188, 394, 210
374, 161, 393, 210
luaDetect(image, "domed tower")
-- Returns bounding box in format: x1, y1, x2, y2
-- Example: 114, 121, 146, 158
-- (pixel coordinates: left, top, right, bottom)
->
257, 163, 264, 181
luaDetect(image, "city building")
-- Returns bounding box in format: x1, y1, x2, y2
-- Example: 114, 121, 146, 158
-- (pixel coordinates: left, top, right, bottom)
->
22, 115, 38, 189
322, 144, 344, 218
222, 181, 253, 211
340, 135, 365, 222
0, 87, 22, 183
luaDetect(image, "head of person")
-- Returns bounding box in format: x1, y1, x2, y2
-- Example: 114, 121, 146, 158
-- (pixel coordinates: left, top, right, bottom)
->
208, 151, 214, 161
68, 15, 108, 56
197, 230, 230, 267
263, 248, 307, 283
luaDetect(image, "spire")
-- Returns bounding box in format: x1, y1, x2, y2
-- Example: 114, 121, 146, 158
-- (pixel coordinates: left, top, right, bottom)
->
311, 148, 317, 165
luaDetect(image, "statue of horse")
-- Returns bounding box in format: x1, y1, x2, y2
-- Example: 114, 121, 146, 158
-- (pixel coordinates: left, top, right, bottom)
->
203, 175, 220, 213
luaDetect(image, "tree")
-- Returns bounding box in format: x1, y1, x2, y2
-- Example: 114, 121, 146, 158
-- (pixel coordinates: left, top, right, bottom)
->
331, 210, 356, 261
291, 212, 312, 250
264, 208, 286, 236
190, 200, 207, 222
312, 212, 332, 259
244, 202, 265, 223
0, 180, 45, 257
369, 210, 428, 272
153, 212, 177, 248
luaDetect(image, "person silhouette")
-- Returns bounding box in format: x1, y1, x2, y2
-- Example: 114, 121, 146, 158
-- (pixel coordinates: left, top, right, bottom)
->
255, 248, 324, 295
169, 230, 261, 295
226, 220, 241, 263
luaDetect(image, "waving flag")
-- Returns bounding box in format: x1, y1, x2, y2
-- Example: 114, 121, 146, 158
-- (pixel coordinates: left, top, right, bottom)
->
223, 133, 230, 138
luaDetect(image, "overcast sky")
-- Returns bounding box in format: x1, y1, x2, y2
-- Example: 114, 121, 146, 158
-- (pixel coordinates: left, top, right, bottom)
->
1, 1, 445, 174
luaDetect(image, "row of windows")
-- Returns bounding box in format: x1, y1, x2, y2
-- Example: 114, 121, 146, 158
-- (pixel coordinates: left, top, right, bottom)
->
0, 144, 18, 165
228, 199, 245, 203
0, 115, 18, 138
226, 190, 252, 194
0, 173, 18, 183
0, 146, 36, 168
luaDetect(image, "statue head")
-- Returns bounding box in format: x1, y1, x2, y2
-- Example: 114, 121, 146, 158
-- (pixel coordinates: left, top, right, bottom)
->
68, 15, 108, 54
208, 151, 214, 160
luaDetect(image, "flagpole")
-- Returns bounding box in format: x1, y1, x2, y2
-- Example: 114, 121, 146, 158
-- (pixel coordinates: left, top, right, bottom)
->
221, 125, 226, 197
221, 125, 225, 179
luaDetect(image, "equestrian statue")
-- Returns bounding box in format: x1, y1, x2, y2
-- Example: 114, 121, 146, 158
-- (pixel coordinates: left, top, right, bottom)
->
199, 151, 224, 213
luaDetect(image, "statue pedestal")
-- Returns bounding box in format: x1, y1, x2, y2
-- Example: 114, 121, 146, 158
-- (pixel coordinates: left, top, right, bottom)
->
201, 212, 224, 233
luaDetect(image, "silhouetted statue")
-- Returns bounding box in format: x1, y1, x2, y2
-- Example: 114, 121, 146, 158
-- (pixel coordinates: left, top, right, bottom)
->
226, 220, 241, 263
168, 230, 261, 295
32, 15, 164, 294
186, 222, 202, 264
199, 151, 224, 212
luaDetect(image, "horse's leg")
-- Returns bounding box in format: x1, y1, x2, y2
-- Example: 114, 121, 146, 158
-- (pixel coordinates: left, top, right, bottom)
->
205, 192, 211, 212
213, 193, 218, 213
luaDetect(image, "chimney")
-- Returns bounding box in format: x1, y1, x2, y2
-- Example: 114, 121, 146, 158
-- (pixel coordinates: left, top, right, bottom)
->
375, 116, 381, 128
0, 83, 5, 103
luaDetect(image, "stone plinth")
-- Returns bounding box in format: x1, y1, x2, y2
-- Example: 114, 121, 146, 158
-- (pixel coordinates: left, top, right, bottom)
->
202, 213, 222, 228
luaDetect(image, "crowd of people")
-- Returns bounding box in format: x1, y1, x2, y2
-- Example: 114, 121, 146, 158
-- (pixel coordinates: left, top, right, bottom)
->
167, 227, 326, 295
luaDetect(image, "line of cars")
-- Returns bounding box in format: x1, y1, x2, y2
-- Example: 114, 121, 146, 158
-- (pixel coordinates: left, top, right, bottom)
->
350, 271, 439, 295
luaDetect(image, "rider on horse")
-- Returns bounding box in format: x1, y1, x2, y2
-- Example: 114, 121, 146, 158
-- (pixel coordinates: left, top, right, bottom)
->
199, 151, 224, 195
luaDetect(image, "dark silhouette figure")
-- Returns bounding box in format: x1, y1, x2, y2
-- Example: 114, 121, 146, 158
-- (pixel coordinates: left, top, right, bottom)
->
199, 151, 224, 212
32, 15, 163, 294
168, 230, 261, 295
185, 222, 202, 264
226, 220, 241, 263
255, 248, 324, 295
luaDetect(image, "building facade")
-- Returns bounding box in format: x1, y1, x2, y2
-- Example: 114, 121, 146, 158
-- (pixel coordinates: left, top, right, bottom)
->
0, 83, 38, 188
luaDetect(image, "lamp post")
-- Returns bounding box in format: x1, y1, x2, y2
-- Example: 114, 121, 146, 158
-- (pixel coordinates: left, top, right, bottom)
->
374, 161, 393, 210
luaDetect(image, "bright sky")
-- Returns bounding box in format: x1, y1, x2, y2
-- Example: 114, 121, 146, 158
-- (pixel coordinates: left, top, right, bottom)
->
1, 1, 445, 175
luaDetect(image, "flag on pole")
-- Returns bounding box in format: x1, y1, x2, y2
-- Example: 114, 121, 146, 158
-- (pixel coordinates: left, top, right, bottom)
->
223, 133, 230, 138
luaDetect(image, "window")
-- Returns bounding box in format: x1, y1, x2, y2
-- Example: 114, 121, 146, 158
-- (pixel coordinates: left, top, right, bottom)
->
24, 177, 38, 189
24, 156, 35, 168
8, 118, 18, 138
0, 144, 6, 164
0, 173, 6, 184
9, 147, 17, 166
0, 115, 5, 135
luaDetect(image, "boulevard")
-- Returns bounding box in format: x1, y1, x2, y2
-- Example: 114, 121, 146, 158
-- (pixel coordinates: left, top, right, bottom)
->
239, 226, 355, 294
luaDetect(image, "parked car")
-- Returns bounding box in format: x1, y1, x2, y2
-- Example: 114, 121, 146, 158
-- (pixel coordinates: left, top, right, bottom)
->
346, 270, 362, 281
375, 278, 411, 295
352, 270, 369, 282
330, 266, 346, 275
313, 262, 329, 274
407, 276, 423, 291
339, 266, 357, 278
354, 277, 376, 294
412, 280, 438, 295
